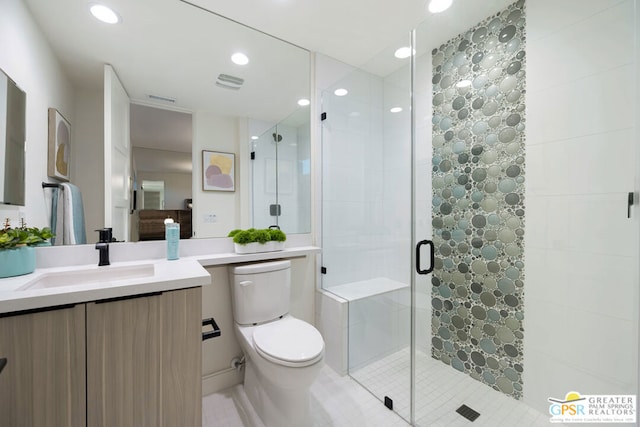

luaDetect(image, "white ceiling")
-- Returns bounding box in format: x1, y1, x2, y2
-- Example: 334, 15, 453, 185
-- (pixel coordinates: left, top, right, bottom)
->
22, 0, 513, 157
130, 104, 192, 153
188, 0, 514, 73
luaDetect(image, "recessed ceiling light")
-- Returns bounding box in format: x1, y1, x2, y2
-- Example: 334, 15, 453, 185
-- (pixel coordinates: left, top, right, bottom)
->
334, 88, 348, 97
390, 107, 403, 113
428, 0, 453, 13
89, 4, 121, 24
231, 52, 249, 65
394, 47, 415, 59
297, 98, 310, 106
456, 80, 472, 88
251, 136, 259, 140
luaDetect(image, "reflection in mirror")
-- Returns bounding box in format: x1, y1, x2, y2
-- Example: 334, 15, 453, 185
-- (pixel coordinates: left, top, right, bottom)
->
141, 181, 164, 210
250, 108, 311, 233
0, 69, 26, 206
130, 104, 193, 242
16, 0, 310, 241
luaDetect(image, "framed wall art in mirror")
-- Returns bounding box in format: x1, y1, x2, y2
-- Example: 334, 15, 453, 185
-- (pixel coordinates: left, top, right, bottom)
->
47, 108, 71, 182
202, 150, 235, 192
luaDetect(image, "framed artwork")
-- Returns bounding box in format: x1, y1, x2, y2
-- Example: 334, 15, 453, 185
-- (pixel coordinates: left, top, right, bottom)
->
202, 150, 235, 192
47, 108, 71, 182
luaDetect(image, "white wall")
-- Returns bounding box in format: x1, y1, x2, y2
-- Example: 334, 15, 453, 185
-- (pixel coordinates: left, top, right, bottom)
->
73, 88, 104, 238
523, 0, 638, 413
0, 0, 75, 229
192, 112, 242, 237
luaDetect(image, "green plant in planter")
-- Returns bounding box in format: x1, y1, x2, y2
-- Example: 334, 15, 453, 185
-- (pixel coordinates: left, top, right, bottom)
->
268, 229, 286, 242
0, 218, 55, 249
227, 227, 287, 245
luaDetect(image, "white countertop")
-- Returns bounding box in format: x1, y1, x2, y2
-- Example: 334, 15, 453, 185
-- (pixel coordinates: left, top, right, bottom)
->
194, 245, 320, 267
0, 244, 320, 315
0, 258, 210, 314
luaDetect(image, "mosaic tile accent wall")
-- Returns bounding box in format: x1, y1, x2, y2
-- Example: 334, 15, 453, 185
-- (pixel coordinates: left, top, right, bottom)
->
430, 0, 526, 399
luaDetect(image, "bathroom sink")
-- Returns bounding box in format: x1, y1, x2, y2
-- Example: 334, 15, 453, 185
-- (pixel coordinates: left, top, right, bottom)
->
19, 264, 155, 291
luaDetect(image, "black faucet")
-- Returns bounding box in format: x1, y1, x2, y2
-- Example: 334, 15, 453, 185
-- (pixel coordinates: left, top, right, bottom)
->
95, 228, 112, 266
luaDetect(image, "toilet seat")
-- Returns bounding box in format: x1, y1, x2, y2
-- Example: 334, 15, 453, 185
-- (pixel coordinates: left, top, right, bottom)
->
253, 317, 324, 367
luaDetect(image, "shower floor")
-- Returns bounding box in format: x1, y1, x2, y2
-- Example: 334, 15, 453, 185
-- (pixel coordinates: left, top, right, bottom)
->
351, 347, 552, 426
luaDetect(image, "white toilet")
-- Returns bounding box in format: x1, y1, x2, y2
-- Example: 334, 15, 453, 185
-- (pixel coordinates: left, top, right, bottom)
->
229, 260, 324, 427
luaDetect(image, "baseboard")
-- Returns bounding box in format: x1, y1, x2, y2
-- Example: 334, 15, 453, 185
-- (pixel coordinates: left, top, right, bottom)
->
202, 366, 244, 396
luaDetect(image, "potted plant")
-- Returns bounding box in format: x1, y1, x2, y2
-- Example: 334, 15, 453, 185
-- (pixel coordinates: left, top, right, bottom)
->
0, 218, 54, 278
228, 227, 286, 254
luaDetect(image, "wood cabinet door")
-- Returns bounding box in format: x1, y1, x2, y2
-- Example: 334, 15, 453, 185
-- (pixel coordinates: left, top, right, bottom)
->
161, 287, 202, 427
87, 294, 162, 427
0, 304, 86, 427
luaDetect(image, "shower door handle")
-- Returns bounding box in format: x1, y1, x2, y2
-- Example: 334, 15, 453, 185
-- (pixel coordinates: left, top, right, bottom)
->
416, 240, 434, 275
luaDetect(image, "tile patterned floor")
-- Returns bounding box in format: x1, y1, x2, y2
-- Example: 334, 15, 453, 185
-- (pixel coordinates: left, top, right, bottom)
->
351, 348, 553, 426
202, 365, 409, 427
203, 349, 556, 426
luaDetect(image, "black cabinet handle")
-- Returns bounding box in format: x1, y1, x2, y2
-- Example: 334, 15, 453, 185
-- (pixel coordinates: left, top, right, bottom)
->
0, 358, 6, 375
628, 192, 634, 218
202, 318, 221, 341
416, 240, 435, 275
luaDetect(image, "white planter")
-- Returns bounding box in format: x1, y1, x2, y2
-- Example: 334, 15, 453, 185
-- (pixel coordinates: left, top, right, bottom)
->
234, 241, 285, 254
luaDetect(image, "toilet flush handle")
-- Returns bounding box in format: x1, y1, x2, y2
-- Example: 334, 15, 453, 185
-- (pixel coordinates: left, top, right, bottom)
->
239, 280, 253, 287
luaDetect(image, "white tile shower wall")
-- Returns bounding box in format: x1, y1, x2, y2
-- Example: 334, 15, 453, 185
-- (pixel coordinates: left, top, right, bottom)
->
322, 70, 387, 288
383, 65, 412, 285
523, 0, 638, 414
296, 121, 312, 233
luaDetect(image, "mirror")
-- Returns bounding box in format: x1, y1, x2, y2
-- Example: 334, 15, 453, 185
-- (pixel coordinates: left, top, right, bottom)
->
141, 181, 165, 210
15, 0, 311, 240
0, 68, 26, 206
250, 108, 311, 232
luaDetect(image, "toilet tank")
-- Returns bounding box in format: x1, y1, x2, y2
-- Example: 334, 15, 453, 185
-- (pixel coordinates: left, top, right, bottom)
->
229, 260, 291, 325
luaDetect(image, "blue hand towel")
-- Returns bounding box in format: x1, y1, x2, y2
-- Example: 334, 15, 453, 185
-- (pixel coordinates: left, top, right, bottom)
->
53, 183, 87, 245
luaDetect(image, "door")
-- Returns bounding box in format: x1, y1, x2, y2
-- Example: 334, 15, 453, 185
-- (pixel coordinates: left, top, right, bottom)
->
319, 45, 415, 422
87, 293, 162, 427
0, 305, 86, 426
104, 64, 131, 242
412, 0, 639, 425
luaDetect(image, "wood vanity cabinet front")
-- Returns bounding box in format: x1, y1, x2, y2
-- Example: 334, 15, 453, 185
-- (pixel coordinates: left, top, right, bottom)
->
0, 304, 86, 426
0, 286, 202, 427
87, 287, 202, 427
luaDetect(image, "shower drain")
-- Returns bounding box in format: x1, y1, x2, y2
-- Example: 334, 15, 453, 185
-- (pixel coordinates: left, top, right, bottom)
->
456, 404, 480, 422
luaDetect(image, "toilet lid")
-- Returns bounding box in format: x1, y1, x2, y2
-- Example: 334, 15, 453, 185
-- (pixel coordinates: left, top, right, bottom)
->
253, 317, 324, 366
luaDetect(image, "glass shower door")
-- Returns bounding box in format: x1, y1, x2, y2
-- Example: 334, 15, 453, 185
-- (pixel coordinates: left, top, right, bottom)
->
320, 31, 415, 422
412, 0, 639, 425
251, 124, 279, 230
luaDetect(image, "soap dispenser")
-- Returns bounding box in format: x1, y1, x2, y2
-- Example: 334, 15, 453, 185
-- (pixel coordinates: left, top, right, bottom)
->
164, 218, 179, 260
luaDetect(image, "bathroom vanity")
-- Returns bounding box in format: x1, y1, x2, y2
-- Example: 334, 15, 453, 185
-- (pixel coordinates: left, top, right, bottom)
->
0, 258, 209, 427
